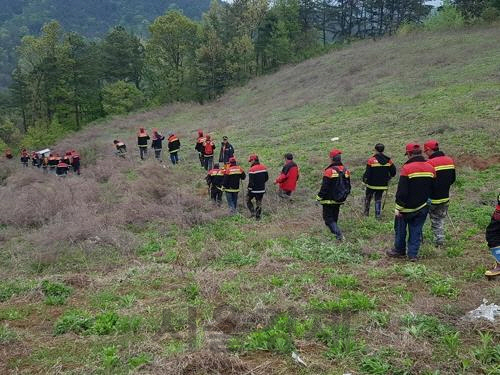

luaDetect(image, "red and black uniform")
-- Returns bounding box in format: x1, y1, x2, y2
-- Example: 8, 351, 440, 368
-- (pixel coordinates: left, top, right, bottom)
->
485, 194, 500, 276
247, 161, 269, 220
316, 162, 351, 239
223, 164, 246, 193
31, 152, 41, 168
56, 161, 69, 176
426, 151, 456, 205
363, 153, 396, 217
275, 161, 299, 196
62, 152, 72, 167
206, 166, 224, 204
195, 131, 205, 167
168, 134, 180, 154
137, 128, 150, 160
71, 152, 81, 175
395, 156, 436, 214
20, 149, 30, 167
203, 138, 216, 171
48, 154, 61, 172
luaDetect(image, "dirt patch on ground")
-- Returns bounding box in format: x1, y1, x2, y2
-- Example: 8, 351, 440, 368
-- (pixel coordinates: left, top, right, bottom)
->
455, 155, 500, 171
154, 351, 249, 374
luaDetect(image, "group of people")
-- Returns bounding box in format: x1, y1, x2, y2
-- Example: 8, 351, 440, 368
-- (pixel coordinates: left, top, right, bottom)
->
5, 148, 81, 177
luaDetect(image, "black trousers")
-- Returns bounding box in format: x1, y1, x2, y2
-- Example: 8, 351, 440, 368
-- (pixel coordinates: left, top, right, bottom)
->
247, 192, 264, 219
210, 188, 223, 205
322, 204, 343, 239
365, 188, 384, 216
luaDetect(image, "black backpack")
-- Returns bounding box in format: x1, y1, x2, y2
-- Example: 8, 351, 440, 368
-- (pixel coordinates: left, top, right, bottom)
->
331, 167, 351, 203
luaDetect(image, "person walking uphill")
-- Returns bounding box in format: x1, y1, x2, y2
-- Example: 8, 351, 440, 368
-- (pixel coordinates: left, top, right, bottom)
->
424, 140, 456, 247
363, 143, 397, 219
137, 127, 150, 160
316, 149, 351, 241
219, 136, 234, 166
485, 193, 500, 278
167, 133, 181, 165
195, 130, 205, 167
222, 157, 246, 214
387, 143, 436, 261
151, 130, 165, 162
206, 163, 224, 205
275, 153, 299, 200
247, 154, 269, 220
203, 135, 216, 171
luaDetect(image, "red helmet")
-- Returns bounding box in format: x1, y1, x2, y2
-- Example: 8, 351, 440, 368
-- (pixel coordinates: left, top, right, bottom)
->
329, 149, 342, 158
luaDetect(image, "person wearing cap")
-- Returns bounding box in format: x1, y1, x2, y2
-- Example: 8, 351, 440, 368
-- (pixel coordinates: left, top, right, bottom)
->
387, 143, 436, 261
167, 133, 181, 165
424, 140, 456, 247
316, 149, 351, 241
247, 154, 269, 220
222, 157, 246, 214
113, 140, 127, 157
71, 150, 81, 175
203, 135, 216, 171
195, 130, 206, 167
363, 143, 397, 219
485, 193, 500, 278
219, 136, 234, 166
20, 149, 30, 167
206, 163, 225, 205
137, 127, 150, 160
151, 130, 165, 162
275, 153, 299, 200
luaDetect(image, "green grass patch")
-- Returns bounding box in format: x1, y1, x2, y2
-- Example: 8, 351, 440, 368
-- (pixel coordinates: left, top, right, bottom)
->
41, 280, 72, 305
54, 310, 141, 336
310, 291, 376, 312
0, 280, 36, 302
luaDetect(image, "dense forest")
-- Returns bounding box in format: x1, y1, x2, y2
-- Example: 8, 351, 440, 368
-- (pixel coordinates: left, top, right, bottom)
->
0, 0, 211, 88
1, 0, 499, 152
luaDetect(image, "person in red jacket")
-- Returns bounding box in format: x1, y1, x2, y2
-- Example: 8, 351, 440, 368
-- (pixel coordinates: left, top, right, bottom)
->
20, 149, 30, 167
275, 153, 299, 200
203, 135, 216, 171
247, 154, 269, 220
424, 140, 456, 247
387, 143, 436, 261
485, 193, 500, 278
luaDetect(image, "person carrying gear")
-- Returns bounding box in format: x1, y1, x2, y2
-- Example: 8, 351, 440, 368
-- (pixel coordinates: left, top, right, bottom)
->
31, 152, 41, 168
316, 149, 351, 241
219, 136, 234, 166
20, 149, 30, 167
195, 130, 205, 167
167, 133, 181, 165
203, 135, 216, 171
275, 153, 299, 200
386, 143, 435, 261
363, 143, 397, 219
222, 157, 246, 214
71, 150, 81, 175
247, 154, 269, 220
62, 151, 72, 168
5, 149, 13, 159
206, 163, 225, 205
48, 153, 61, 174
151, 129, 165, 162
424, 140, 456, 247
137, 127, 150, 160
56, 160, 70, 177
485, 193, 500, 278
113, 140, 127, 157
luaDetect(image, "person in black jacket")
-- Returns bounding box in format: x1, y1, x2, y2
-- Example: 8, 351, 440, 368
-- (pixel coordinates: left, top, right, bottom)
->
363, 143, 397, 219
222, 157, 246, 214
316, 149, 351, 241
206, 163, 224, 205
151, 130, 165, 162
485, 193, 500, 278
219, 136, 234, 166
247, 154, 269, 220
137, 128, 150, 160
168, 133, 181, 165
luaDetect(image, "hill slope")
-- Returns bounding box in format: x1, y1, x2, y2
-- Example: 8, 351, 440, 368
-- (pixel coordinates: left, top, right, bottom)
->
0, 26, 500, 374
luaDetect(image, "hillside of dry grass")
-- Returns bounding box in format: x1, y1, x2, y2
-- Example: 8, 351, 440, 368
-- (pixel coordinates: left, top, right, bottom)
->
0, 26, 500, 375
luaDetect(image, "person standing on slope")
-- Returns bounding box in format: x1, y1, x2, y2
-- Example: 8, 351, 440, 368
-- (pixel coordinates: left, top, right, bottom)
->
316, 149, 351, 241
137, 127, 150, 160
167, 133, 181, 165
222, 157, 246, 214
20, 149, 30, 167
485, 193, 500, 278
5, 149, 13, 160
247, 154, 269, 220
275, 153, 299, 200
151, 129, 165, 162
203, 135, 216, 171
195, 130, 205, 167
387, 143, 435, 262
424, 140, 456, 247
206, 163, 224, 205
71, 150, 81, 175
219, 136, 234, 167
363, 143, 397, 219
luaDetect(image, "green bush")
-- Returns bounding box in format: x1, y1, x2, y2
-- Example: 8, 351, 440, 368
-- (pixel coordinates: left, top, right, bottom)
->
310, 292, 376, 312
128, 353, 153, 369
102, 80, 144, 115
102, 346, 120, 369
0, 280, 36, 302
41, 280, 72, 306
54, 310, 93, 335
423, 2, 465, 31
91, 311, 119, 335
22, 119, 67, 150
54, 310, 141, 335
481, 6, 500, 22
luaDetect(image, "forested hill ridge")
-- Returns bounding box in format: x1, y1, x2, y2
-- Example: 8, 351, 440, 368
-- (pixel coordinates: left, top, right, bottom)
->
0, 0, 210, 87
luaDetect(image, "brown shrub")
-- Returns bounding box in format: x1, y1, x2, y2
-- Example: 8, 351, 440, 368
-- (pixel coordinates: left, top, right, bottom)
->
155, 351, 249, 375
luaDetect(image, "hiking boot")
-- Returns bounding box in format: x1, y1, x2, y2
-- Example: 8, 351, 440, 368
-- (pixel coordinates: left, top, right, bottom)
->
485, 263, 500, 277
386, 249, 406, 258
434, 240, 444, 248
408, 256, 418, 262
